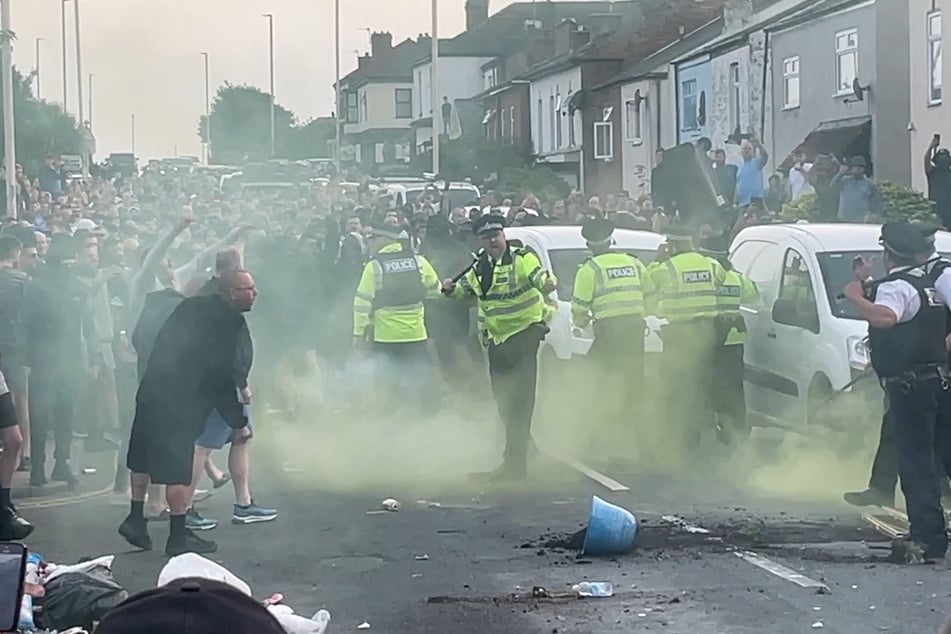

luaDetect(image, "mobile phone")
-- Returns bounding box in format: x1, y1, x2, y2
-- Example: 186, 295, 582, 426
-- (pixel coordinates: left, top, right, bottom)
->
0, 542, 27, 631
935, 133, 942, 145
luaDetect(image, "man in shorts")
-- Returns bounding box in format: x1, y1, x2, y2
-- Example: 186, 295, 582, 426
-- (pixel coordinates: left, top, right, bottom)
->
119, 270, 257, 557
0, 366, 32, 540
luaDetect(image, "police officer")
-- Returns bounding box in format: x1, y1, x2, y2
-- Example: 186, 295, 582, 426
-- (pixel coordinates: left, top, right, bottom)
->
843, 222, 951, 563
571, 217, 654, 430
353, 222, 440, 414
700, 245, 758, 444
441, 214, 556, 480
647, 230, 726, 448
844, 223, 951, 508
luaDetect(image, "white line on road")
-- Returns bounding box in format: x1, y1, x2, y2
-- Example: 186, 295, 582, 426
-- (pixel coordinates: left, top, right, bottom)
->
734, 551, 831, 593
544, 452, 630, 492
661, 515, 712, 534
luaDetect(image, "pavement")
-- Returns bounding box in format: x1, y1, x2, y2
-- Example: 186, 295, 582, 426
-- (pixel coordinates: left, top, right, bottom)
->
16, 417, 951, 634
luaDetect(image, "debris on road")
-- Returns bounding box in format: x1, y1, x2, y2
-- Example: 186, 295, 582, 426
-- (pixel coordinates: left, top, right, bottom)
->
811, 621, 824, 629
661, 515, 711, 534
357, 621, 371, 630
572, 581, 614, 598
414, 554, 430, 561
582, 496, 638, 557
382, 498, 400, 512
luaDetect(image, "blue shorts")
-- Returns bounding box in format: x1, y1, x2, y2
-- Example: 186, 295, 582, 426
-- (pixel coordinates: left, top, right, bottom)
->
195, 409, 253, 450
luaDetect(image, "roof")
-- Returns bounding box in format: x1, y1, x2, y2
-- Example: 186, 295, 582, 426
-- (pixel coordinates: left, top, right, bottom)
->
733, 223, 951, 253
676, 0, 813, 62
339, 37, 430, 88
767, 0, 871, 33
414, 1, 641, 63
518, 0, 726, 83
594, 17, 725, 89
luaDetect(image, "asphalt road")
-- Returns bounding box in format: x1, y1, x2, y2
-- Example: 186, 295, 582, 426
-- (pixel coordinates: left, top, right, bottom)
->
18, 418, 951, 634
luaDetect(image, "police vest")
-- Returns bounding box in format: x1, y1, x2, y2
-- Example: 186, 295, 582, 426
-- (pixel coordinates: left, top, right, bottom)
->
660, 252, 719, 321
371, 248, 426, 311
926, 258, 951, 339
584, 252, 646, 319
868, 270, 948, 379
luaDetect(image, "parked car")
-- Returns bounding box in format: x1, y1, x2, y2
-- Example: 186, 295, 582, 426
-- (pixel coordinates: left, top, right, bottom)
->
729, 222, 951, 429
505, 226, 666, 361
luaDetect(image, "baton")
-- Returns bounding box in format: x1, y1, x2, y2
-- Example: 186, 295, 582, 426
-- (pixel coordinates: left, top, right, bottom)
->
812, 367, 875, 411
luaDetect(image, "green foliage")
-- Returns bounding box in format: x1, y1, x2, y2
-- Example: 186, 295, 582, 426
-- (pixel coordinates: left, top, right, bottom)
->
497, 165, 570, 200
780, 182, 940, 223
0, 67, 82, 173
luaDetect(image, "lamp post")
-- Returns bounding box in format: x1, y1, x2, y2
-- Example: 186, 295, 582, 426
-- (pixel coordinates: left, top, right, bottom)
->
431, 0, 440, 174
87, 72, 93, 128
34, 37, 43, 99
263, 13, 275, 158
334, 0, 341, 174
1, 0, 16, 218
131, 113, 136, 156
61, 0, 68, 110
201, 52, 211, 164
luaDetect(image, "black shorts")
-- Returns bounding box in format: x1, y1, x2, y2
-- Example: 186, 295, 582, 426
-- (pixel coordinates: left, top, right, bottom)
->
0, 393, 17, 430
125, 404, 199, 486
0, 361, 25, 394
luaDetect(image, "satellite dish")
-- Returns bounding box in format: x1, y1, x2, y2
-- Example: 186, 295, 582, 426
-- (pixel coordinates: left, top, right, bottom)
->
851, 77, 868, 102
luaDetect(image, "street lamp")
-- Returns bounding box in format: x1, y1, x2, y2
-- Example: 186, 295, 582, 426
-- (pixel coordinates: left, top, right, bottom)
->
1, 0, 16, 219
334, 0, 340, 174
431, 0, 440, 174
34, 37, 43, 99
87, 72, 93, 128
263, 13, 275, 159
131, 113, 136, 156
201, 52, 211, 165
61, 0, 68, 110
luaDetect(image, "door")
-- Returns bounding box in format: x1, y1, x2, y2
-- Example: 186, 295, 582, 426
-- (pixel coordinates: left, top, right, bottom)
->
765, 245, 823, 423
730, 240, 785, 421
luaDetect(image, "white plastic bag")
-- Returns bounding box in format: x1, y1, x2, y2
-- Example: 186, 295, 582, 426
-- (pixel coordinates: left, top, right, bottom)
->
267, 605, 330, 634
157, 553, 251, 596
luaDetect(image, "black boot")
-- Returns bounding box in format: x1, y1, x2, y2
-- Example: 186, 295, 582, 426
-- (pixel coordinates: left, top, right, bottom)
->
165, 529, 217, 557
118, 516, 153, 551
843, 488, 894, 508
0, 508, 34, 541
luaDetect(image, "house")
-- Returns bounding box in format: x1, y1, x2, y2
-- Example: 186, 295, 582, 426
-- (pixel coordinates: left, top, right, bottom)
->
908, 0, 945, 193
600, 18, 726, 196
527, 0, 726, 193
409, 0, 640, 160
335, 33, 430, 172
769, 0, 913, 185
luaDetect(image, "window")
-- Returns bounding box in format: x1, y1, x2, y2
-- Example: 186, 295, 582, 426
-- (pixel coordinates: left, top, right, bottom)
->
549, 95, 556, 150
729, 63, 741, 131
536, 98, 544, 152
625, 98, 642, 142
483, 67, 497, 91
835, 28, 858, 94
555, 93, 563, 149
729, 240, 772, 278
568, 109, 576, 147
416, 70, 423, 116
681, 78, 698, 130
345, 91, 358, 123
395, 88, 413, 119
782, 56, 800, 109
929, 12, 943, 104
593, 121, 613, 160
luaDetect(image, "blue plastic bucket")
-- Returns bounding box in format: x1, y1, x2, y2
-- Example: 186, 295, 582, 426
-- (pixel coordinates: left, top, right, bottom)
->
582, 495, 638, 556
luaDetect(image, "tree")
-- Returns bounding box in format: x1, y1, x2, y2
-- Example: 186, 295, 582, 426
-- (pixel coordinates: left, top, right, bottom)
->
199, 83, 296, 165
285, 117, 336, 160
0, 67, 83, 174
781, 182, 940, 224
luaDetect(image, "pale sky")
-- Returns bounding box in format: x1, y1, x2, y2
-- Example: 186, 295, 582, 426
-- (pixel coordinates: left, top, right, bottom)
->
12, 0, 527, 161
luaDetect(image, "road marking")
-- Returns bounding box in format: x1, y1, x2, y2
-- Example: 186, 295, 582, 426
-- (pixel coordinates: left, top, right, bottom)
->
17, 485, 113, 510
544, 453, 630, 492
734, 551, 831, 593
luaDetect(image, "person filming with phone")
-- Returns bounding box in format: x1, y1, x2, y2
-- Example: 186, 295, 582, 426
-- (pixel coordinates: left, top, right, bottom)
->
925, 133, 951, 230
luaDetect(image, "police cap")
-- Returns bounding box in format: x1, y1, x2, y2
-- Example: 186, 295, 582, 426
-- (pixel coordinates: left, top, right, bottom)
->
912, 221, 942, 252
879, 221, 932, 258
581, 217, 614, 244
472, 213, 506, 236
369, 222, 406, 241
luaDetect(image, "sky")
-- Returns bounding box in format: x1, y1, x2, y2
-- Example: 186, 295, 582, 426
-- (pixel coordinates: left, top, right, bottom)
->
12, 0, 527, 161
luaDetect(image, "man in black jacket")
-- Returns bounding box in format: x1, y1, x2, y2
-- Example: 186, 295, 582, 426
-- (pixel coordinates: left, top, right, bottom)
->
119, 269, 257, 557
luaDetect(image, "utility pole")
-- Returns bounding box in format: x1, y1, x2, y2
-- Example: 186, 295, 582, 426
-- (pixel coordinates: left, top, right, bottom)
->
73, 0, 87, 178
431, 0, 440, 175
201, 52, 211, 164
131, 113, 136, 156
263, 13, 275, 159
1, 0, 15, 218
61, 0, 68, 110
34, 37, 43, 99
334, 0, 341, 174
87, 73, 93, 128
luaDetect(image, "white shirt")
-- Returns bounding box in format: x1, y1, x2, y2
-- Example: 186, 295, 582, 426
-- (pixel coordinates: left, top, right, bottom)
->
788, 163, 813, 201
873, 278, 920, 323
921, 254, 951, 306
0, 369, 8, 398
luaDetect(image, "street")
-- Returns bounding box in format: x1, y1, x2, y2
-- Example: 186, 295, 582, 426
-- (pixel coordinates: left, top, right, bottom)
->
19, 416, 951, 634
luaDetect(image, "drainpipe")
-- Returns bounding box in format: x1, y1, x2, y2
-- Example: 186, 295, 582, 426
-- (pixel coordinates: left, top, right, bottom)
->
759, 29, 770, 141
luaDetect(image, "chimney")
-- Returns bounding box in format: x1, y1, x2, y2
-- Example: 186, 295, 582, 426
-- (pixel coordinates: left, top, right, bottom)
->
465, 0, 490, 31
370, 31, 393, 58
587, 13, 623, 37
723, 0, 754, 31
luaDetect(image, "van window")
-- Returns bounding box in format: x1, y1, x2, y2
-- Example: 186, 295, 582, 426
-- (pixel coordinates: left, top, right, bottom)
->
743, 242, 784, 305
778, 248, 819, 329
730, 240, 772, 276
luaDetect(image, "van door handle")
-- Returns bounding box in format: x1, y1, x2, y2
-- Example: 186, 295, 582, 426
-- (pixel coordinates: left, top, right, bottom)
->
767, 330, 777, 339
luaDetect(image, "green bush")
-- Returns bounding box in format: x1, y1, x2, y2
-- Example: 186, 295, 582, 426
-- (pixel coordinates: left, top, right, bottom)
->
780, 182, 940, 224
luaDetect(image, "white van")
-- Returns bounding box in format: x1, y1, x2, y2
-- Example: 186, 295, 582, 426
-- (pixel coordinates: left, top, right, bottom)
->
505, 226, 666, 361
730, 223, 951, 428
